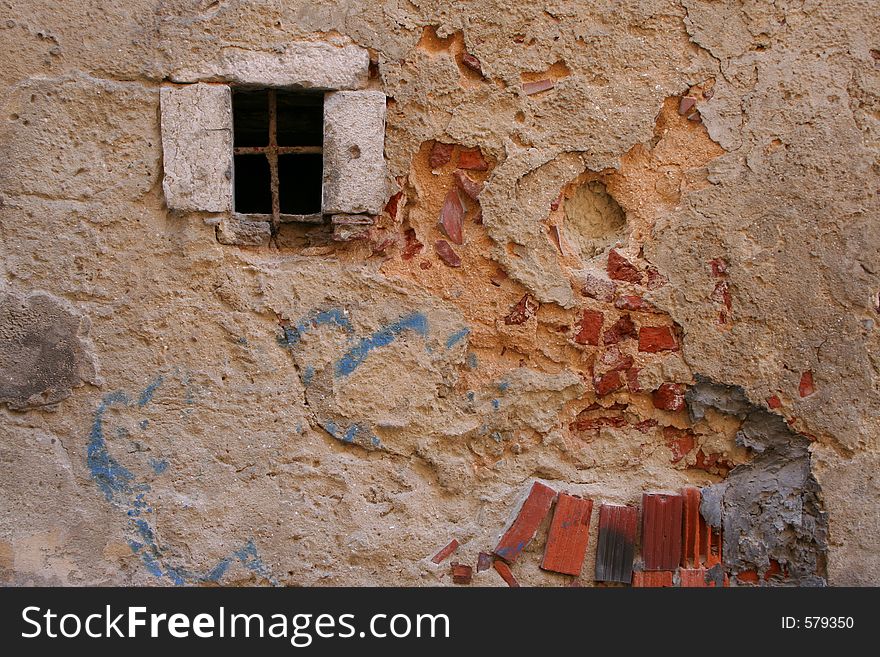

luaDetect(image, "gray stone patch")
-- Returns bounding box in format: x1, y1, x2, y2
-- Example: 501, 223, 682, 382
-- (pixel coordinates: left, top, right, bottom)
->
322, 91, 388, 216
217, 215, 272, 247
170, 43, 370, 91
0, 290, 100, 410
160, 83, 233, 213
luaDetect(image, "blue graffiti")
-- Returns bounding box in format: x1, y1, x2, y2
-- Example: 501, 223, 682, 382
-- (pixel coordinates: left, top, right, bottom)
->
302, 365, 315, 387
137, 376, 164, 407
497, 380, 510, 393
492, 399, 500, 410
280, 308, 353, 348
467, 352, 478, 369
335, 312, 429, 377
445, 327, 470, 349
149, 458, 169, 474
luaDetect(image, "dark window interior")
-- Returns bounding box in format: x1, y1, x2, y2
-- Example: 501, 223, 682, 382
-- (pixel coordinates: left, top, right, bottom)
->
232, 89, 324, 219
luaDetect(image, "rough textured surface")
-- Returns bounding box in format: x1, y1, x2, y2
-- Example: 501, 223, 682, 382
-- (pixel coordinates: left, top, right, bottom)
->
0, 0, 877, 586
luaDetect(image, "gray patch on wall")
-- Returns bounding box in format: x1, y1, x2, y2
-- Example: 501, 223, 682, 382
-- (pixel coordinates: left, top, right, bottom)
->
689, 376, 828, 586
0, 289, 100, 410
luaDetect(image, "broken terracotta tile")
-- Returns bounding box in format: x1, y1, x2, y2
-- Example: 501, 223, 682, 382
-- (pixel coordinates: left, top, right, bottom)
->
594, 370, 624, 396
540, 493, 594, 576
549, 224, 565, 255
523, 79, 554, 95
614, 295, 660, 313
681, 487, 703, 568
453, 170, 482, 200
798, 370, 816, 397
652, 383, 686, 412
595, 504, 637, 583
401, 228, 423, 260
625, 368, 642, 393
493, 559, 519, 587
632, 570, 674, 587
642, 493, 683, 571
434, 240, 462, 267
687, 111, 701, 122
429, 141, 454, 169
438, 188, 465, 244
679, 568, 723, 587
678, 96, 697, 115
477, 552, 493, 572
451, 562, 473, 584
638, 326, 678, 352
602, 314, 636, 345
504, 294, 538, 325
431, 539, 459, 564
550, 192, 563, 211
457, 148, 488, 171
597, 346, 633, 372
664, 427, 695, 463
384, 191, 403, 220
493, 481, 557, 564
607, 249, 644, 284
709, 258, 728, 277
767, 395, 782, 409
574, 309, 603, 345
461, 53, 482, 74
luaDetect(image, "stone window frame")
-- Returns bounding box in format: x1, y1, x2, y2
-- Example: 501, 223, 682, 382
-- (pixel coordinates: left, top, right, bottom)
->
159, 41, 387, 246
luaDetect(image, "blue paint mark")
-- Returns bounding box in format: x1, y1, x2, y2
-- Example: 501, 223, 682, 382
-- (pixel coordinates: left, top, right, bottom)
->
295, 422, 303, 434
204, 559, 230, 582
233, 540, 276, 584
491, 432, 502, 442
237, 336, 248, 345
445, 327, 470, 349
138, 376, 164, 407
139, 419, 149, 429
492, 398, 500, 410
149, 458, 169, 474
302, 366, 314, 387
334, 312, 429, 378
281, 308, 354, 348
467, 352, 478, 369
87, 392, 135, 502
497, 380, 510, 393
466, 391, 475, 402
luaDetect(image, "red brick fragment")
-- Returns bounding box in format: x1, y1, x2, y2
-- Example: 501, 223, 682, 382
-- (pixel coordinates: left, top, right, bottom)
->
709, 258, 728, 277
493, 559, 519, 587
597, 346, 633, 372
594, 370, 623, 396
638, 326, 678, 352
679, 568, 728, 587
642, 493, 683, 571
453, 170, 482, 200
653, 383, 686, 412
602, 314, 636, 345
458, 148, 488, 171
687, 112, 701, 122
626, 368, 642, 393
385, 191, 403, 220
664, 427, 694, 463
541, 494, 594, 576
634, 418, 657, 433
431, 539, 459, 564
678, 96, 697, 115
434, 240, 461, 267
419, 261, 432, 270
736, 569, 759, 584
451, 563, 473, 584
607, 249, 644, 284
550, 192, 563, 211
767, 395, 781, 409
574, 309, 603, 345
571, 415, 626, 432
693, 450, 733, 475
614, 295, 660, 313
632, 571, 674, 587
764, 559, 786, 581
429, 141, 454, 169
522, 79, 554, 95
477, 552, 493, 572
646, 267, 667, 290
504, 294, 539, 325
711, 280, 732, 309
493, 481, 557, 564
798, 370, 816, 397
461, 53, 482, 74
438, 188, 465, 244
401, 229, 423, 260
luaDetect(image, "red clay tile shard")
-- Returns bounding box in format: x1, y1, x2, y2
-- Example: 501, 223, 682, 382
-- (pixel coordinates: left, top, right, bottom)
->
385, 191, 403, 220
664, 427, 694, 463
504, 294, 538, 325
523, 79, 554, 95
493, 481, 557, 564
607, 249, 644, 284
681, 487, 703, 568
646, 267, 668, 290
679, 568, 724, 587
626, 368, 642, 393
451, 563, 473, 584
574, 309, 603, 345
678, 96, 697, 115
767, 394, 782, 409
434, 240, 462, 267
431, 539, 459, 564
638, 326, 678, 352
462, 53, 482, 74
709, 257, 728, 277
438, 188, 465, 244
653, 383, 686, 412
457, 148, 489, 171
401, 229, 423, 260
642, 493, 683, 571
493, 559, 520, 587
453, 170, 482, 200
541, 494, 594, 576
798, 370, 816, 397
614, 295, 660, 313
595, 504, 637, 583
594, 370, 623, 396
429, 141, 454, 169
632, 571, 674, 587
477, 552, 493, 572
602, 314, 636, 345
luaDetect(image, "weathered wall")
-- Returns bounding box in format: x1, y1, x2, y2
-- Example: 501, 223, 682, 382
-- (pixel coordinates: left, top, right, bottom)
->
0, 0, 877, 586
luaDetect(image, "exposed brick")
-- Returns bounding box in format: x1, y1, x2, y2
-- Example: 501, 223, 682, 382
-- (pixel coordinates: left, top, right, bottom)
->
594, 370, 624, 396
438, 188, 465, 244
493, 559, 519, 587
493, 481, 557, 564
653, 383, 686, 412
574, 309, 603, 345
505, 294, 539, 325
451, 562, 473, 584
638, 326, 678, 352
664, 427, 694, 463
435, 240, 462, 267
767, 395, 782, 409
709, 258, 728, 277
625, 368, 642, 393
614, 295, 660, 313
461, 53, 482, 74
632, 571, 674, 587
634, 418, 657, 433
550, 192, 563, 211
693, 450, 733, 475
678, 96, 697, 115
607, 249, 644, 284
541, 493, 594, 576
642, 493, 683, 571
453, 170, 482, 200
431, 539, 459, 564
602, 314, 636, 345
401, 228, 423, 260
679, 568, 728, 587
798, 370, 816, 397
597, 346, 633, 372
458, 148, 489, 171
385, 191, 403, 220
736, 569, 759, 584
429, 141, 454, 169
523, 79, 554, 95
711, 280, 732, 310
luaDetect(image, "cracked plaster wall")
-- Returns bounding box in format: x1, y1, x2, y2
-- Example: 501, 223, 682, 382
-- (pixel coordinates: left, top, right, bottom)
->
0, 0, 877, 586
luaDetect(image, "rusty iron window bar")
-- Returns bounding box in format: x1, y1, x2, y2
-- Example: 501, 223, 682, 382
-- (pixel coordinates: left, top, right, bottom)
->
232, 89, 324, 230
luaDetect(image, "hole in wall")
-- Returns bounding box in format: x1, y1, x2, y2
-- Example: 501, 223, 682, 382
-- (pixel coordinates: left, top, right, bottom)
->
562, 180, 626, 260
